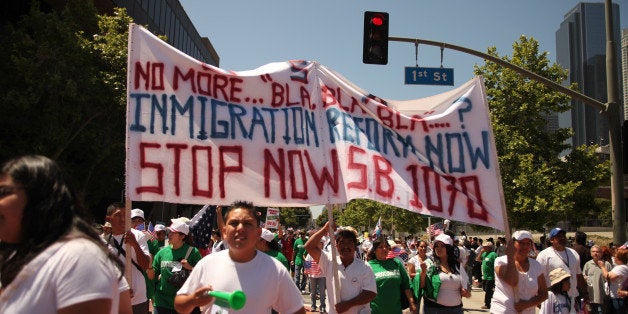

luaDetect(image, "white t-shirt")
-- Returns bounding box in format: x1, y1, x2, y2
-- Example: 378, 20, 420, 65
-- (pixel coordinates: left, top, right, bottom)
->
536, 247, 582, 299
540, 291, 570, 314
0, 238, 121, 314
408, 254, 434, 271
107, 228, 150, 305
457, 245, 469, 267
490, 256, 544, 314
178, 250, 303, 314
608, 264, 628, 298
319, 251, 377, 314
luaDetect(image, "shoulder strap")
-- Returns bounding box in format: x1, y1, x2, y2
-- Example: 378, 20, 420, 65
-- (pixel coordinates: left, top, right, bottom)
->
110, 234, 145, 273
184, 246, 194, 259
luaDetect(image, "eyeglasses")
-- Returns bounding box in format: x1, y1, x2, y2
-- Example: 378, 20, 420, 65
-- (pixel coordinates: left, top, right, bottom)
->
433, 244, 446, 248
0, 186, 22, 198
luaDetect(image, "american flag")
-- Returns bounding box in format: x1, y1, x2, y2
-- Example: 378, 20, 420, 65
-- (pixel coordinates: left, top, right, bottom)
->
426, 221, 444, 237
386, 246, 408, 261
374, 216, 382, 238
189, 205, 216, 249
135, 222, 155, 241
304, 258, 322, 276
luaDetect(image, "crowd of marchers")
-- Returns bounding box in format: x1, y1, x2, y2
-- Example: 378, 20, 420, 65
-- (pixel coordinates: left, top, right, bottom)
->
1, 154, 627, 314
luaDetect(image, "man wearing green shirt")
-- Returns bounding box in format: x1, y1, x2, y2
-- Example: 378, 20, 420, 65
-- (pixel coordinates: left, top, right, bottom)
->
293, 230, 307, 293
477, 241, 497, 309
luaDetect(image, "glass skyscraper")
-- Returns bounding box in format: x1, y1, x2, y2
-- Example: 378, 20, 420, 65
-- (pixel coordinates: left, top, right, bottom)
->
555, 2, 622, 149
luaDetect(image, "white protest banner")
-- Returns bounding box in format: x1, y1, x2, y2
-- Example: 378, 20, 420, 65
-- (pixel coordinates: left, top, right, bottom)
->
265, 208, 280, 229
126, 24, 507, 231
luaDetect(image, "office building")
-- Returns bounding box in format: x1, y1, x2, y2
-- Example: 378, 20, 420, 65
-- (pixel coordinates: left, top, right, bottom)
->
555, 2, 623, 149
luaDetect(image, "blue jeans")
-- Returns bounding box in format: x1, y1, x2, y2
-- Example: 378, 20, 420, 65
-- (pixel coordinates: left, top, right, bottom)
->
609, 298, 625, 314
309, 276, 326, 309
295, 264, 306, 290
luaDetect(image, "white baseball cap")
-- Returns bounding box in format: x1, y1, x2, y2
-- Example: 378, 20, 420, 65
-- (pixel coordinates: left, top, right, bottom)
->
513, 230, 534, 242
154, 224, 166, 232
434, 234, 453, 246
131, 208, 144, 219
260, 228, 275, 242
168, 220, 189, 235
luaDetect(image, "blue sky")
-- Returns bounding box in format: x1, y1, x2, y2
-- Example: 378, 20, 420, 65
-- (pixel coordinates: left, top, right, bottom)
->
180, 0, 626, 101
178, 1, 626, 218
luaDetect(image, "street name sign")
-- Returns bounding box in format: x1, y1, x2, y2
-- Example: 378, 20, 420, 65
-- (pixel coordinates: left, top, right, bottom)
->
404, 66, 454, 86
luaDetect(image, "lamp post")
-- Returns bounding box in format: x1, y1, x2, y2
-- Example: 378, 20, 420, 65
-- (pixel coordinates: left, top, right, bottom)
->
604, 0, 625, 245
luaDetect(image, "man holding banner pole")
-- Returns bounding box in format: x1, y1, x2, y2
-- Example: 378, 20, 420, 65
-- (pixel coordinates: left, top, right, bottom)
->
105, 202, 151, 314
305, 218, 377, 314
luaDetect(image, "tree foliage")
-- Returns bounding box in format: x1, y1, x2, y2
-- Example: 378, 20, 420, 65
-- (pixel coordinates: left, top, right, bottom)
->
0, 1, 132, 215
335, 199, 424, 235
474, 36, 610, 231
272, 207, 312, 228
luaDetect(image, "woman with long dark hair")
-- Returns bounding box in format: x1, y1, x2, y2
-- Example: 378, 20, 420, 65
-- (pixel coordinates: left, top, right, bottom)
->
367, 236, 416, 314
419, 234, 471, 313
0, 155, 126, 313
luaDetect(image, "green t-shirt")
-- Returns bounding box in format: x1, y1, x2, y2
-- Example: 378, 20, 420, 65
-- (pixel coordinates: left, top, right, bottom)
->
293, 238, 306, 266
152, 244, 203, 309
368, 258, 411, 314
481, 251, 498, 280
263, 249, 290, 270
148, 239, 166, 256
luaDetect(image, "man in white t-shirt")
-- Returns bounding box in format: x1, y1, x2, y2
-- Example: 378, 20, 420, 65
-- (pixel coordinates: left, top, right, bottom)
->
536, 227, 589, 310
305, 221, 377, 314
105, 202, 151, 314
174, 201, 305, 314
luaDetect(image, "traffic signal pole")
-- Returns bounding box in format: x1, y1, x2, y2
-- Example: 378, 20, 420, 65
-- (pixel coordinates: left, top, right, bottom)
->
604, 0, 625, 246
386, 0, 625, 244
388, 36, 606, 111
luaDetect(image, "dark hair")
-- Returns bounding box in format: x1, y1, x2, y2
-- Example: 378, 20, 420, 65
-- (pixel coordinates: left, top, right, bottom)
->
106, 201, 125, 216
224, 200, 260, 224
0, 155, 123, 287
433, 243, 461, 275
574, 231, 587, 245
335, 228, 358, 245
367, 236, 390, 261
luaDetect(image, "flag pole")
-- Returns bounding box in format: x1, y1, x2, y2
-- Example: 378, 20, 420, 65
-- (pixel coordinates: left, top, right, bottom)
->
326, 204, 341, 303
124, 196, 133, 288
124, 23, 135, 289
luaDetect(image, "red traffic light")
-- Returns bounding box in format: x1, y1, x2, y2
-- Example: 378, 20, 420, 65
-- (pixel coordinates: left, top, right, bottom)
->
363, 11, 389, 65
371, 16, 384, 26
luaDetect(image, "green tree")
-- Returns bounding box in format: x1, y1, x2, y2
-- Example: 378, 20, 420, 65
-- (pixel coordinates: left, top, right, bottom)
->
0, 2, 133, 216
474, 36, 610, 231
267, 207, 311, 229
337, 199, 424, 235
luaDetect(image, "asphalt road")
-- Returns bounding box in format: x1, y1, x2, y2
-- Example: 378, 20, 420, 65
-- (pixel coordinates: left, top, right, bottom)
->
302, 285, 541, 313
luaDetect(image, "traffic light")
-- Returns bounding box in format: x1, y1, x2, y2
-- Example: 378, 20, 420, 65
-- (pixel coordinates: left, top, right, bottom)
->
363, 11, 389, 65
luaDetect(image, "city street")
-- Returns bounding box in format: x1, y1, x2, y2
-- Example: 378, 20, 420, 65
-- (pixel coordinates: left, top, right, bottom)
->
301, 285, 541, 313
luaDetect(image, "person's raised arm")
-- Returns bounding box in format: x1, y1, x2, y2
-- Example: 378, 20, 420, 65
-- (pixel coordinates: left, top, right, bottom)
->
277, 223, 284, 239
495, 239, 518, 287
216, 206, 225, 231
304, 221, 332, 263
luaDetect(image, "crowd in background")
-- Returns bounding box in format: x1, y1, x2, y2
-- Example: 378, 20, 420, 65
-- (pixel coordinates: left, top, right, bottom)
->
2, 154, 627, 314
